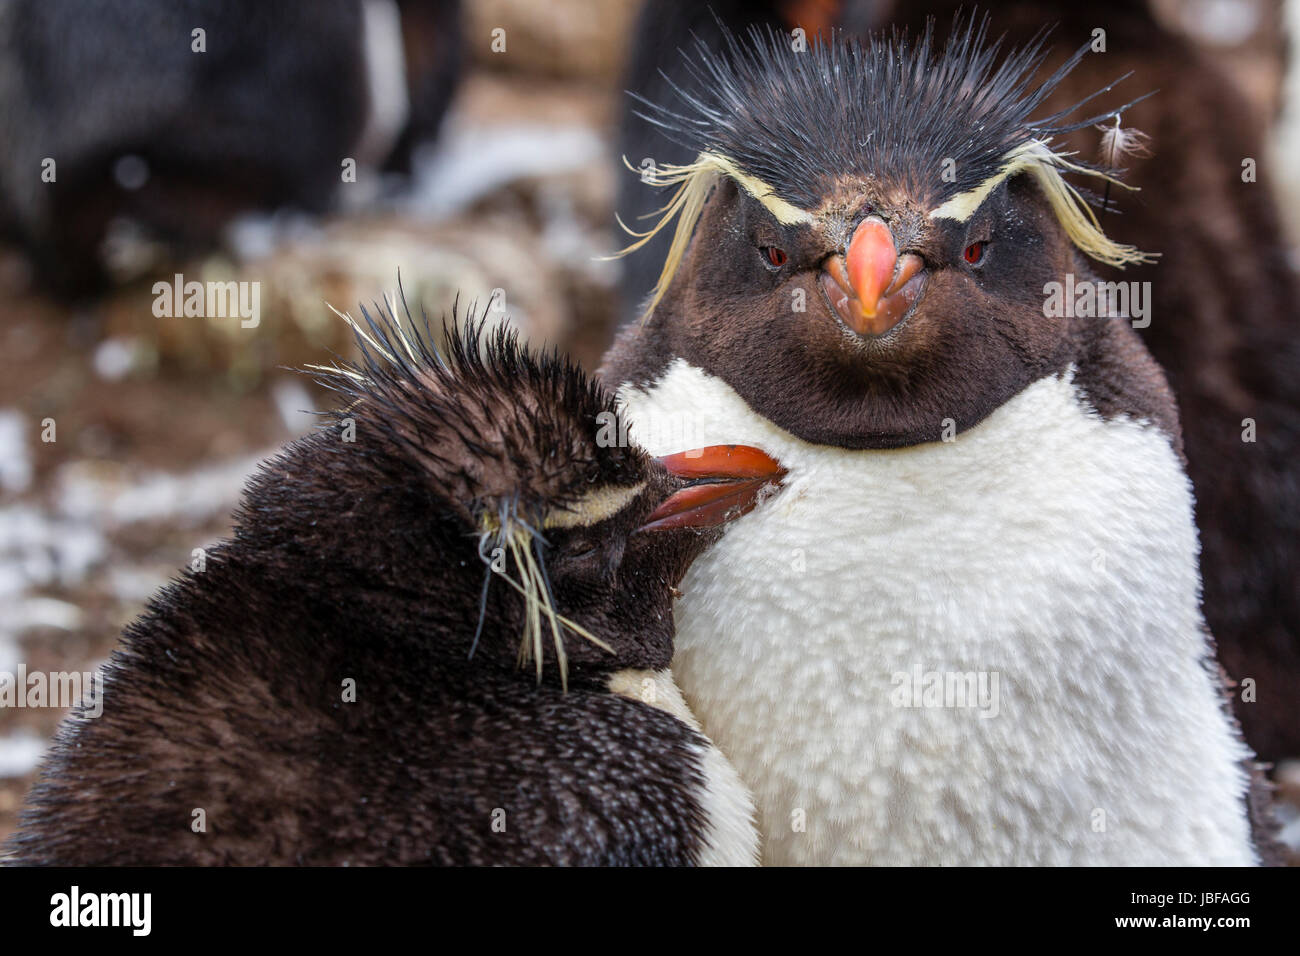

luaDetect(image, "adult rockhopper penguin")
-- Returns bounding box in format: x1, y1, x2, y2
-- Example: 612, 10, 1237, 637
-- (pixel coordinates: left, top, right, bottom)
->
602, 24, 1277, 864
619, 0, 1300, 769
5, 307, 783, 866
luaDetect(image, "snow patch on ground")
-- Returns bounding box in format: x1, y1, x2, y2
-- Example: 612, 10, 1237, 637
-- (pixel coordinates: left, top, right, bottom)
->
0, 730, 46, 779
55, 454, 265, 529
0, 452, 268, 663
410, 121, 604, 221
0, 410, 32, 495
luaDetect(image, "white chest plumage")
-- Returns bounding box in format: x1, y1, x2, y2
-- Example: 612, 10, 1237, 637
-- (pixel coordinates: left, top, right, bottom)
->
617, 360, 1257, 866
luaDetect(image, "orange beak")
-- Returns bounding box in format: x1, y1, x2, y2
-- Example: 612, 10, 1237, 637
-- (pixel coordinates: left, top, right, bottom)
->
639, 445, 786, 532
821, 217, 926, 337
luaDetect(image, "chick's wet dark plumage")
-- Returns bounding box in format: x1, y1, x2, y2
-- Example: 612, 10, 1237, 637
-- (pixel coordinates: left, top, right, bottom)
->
4, 305, 764, 866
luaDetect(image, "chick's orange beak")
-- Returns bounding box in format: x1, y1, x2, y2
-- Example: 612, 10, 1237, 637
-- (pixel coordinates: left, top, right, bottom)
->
639, 444, 785, 532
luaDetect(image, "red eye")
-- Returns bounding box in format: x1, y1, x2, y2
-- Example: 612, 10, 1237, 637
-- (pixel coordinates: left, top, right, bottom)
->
963, 241, 987, 265
764, 246, 788, 267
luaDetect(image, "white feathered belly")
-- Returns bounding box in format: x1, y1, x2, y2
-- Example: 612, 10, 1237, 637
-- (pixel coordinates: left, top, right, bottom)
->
618, 360, 1257, 866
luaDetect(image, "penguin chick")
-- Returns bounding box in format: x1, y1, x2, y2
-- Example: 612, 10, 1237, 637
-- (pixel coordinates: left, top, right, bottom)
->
4, 303, 782, 866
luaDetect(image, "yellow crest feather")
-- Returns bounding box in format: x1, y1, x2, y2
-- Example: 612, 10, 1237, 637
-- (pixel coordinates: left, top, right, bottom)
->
930, 139, 1157, 268
479, 515, 613, 692
608, 151, 814, 319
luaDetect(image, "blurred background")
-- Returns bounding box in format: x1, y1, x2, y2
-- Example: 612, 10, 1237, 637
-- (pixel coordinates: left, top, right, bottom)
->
0, 0, 1297, 853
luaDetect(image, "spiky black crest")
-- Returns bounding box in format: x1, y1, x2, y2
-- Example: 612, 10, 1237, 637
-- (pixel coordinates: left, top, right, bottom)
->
308, 289, 636, 687
309, 291, 643, 524
633, 14, 1144, 214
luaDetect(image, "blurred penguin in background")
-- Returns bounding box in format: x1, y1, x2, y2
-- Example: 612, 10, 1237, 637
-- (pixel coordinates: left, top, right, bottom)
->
0, 0, 462, 295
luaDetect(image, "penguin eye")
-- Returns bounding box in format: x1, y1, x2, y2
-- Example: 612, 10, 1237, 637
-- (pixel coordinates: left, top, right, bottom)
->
963, 241, 987, 266
557, 530, 603, 562
761, 246, 788, 269
555, 534, 622, 586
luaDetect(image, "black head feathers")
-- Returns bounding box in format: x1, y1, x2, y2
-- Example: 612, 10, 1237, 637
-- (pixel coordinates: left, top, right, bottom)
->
619, 15, 1154, 314
304, 295, 656, 687
309, 295, 647, 530
635, 15, 1144, 209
